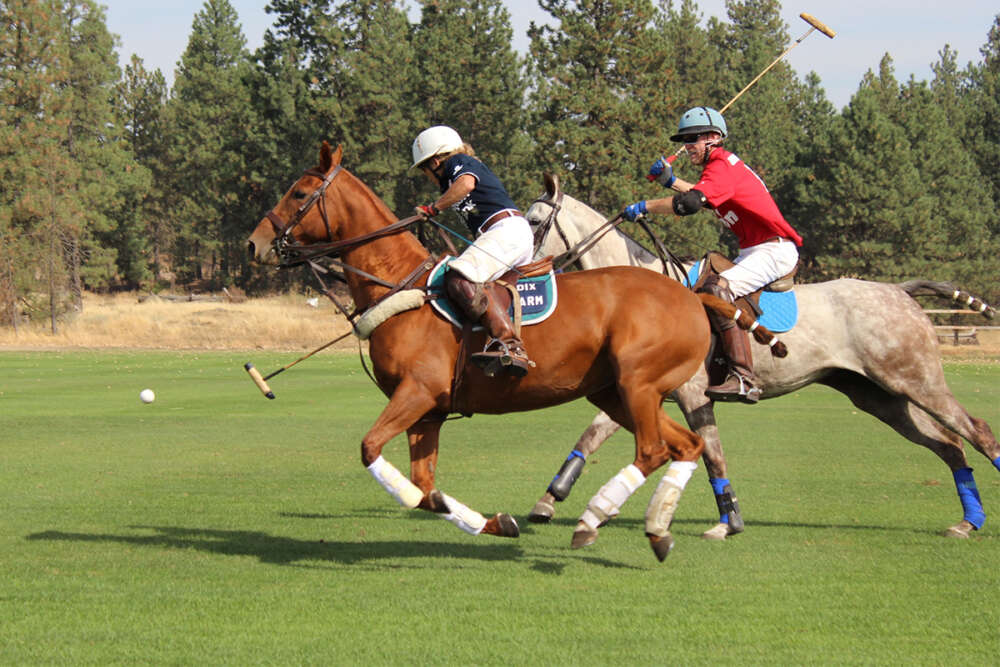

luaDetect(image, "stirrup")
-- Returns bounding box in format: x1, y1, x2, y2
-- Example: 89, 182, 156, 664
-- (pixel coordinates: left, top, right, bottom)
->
706, 372, 761, 404
470, 338, 535, 378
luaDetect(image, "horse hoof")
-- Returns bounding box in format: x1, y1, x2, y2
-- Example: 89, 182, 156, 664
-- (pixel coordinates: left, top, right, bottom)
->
649, 533, 675, 562
943, 520, 975, 538
701, 523, 730, 541
571, 523, 598, 549
490, 513, 520, 538
528, 498, 554, 523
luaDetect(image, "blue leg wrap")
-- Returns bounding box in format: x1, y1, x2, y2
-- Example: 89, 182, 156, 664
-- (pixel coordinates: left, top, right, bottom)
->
953, 467, 985, 529
993, 455, 1000, 473
710, 477, 733, 524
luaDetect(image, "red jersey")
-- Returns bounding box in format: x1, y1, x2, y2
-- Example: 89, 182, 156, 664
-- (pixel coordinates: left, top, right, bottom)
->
695, 148, 802, 248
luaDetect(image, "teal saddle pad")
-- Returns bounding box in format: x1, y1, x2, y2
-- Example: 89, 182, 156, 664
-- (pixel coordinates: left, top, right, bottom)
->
685, 260, 798, 333
427, 257, 558, 329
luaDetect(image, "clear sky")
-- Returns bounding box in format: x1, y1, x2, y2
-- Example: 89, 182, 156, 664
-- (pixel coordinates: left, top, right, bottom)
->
102, 1, 999, 110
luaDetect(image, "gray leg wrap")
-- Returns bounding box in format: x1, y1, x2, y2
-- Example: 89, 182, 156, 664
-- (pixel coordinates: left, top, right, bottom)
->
548, 452, 586, 501
714, 483, 744, 533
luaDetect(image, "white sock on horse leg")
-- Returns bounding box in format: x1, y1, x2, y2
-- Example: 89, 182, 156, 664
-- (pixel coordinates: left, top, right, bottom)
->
440, 493, 488, 535
580, 464, 646, 531
645, 460, 697, 537
366, 456, 424, 509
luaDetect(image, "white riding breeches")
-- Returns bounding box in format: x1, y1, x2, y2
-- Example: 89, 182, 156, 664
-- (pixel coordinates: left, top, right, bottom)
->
721, 238, 799, 298
448, 214, 534, 283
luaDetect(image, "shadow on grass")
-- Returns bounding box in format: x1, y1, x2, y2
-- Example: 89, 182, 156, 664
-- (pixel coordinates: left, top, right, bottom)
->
518, 514, 953, 537
25, 523, 644, 571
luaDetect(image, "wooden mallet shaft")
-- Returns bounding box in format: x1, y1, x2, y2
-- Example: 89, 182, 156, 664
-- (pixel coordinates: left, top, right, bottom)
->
666, 12, 836, 163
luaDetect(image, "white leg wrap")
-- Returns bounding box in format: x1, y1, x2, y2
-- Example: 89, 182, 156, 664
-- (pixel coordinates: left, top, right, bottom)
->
440, 493, 487, 535
580, 464, 646, 531
366, 456, 424, 509
645, 461, 697, 537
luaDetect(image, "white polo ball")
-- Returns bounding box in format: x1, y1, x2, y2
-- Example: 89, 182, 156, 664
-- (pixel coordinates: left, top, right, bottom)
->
139, 388, 155, 404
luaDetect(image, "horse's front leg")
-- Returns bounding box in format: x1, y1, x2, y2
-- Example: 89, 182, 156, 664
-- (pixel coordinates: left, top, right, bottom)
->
407, 419, 519, 538
362, 380, 439, 509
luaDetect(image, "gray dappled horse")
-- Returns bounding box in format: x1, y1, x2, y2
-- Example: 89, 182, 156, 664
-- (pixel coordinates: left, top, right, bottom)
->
526, 173, 1000, 540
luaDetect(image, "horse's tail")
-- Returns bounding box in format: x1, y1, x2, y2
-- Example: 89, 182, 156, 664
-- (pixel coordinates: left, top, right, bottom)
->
897, 280, 995, 320
697, 293, 788, 358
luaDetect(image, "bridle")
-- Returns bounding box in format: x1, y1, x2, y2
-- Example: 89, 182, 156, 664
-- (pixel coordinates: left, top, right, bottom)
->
265, 165, 342, 263
529, 190, 629, 273
261, 163, 433, 320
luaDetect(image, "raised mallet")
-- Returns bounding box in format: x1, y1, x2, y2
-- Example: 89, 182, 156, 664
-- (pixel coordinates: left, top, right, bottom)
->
666, 12, 836, 163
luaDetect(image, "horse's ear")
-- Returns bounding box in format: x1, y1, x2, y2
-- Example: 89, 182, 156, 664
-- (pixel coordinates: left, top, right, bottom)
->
543, 171, 560, 197
319, 142, 344, 172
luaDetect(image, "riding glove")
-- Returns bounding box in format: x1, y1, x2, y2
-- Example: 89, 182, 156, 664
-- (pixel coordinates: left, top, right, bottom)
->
646, 156, 675, 188
623, 201, 647, 221
415, 203, 440, 218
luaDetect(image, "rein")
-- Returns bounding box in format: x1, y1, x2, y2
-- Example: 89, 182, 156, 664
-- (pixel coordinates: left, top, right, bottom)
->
532, 193, 690, 283
531, 192, 627, 272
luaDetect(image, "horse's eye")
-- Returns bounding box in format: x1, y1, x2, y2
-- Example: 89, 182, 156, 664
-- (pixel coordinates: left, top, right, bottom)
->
293, 190, 307, 199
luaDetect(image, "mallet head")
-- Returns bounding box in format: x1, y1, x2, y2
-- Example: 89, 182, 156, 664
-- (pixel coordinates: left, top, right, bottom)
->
800, 12, 836, 38
244, 362, 276, 399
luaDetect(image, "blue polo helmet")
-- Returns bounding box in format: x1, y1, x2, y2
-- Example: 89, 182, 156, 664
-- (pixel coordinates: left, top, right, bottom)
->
670, 107, 728, 142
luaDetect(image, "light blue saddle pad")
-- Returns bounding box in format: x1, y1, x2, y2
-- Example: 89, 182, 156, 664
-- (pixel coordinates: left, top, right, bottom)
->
428, 257, 558, 329
686, 260, 798, 333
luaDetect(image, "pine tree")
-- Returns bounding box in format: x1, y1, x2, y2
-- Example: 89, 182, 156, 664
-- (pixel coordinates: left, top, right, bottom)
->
62, 1, 139, 296
115, 55, 169, 286
643, 0, 731, 257
335, 0, 422, 214
527, 0, 666, 221
0, 0, 70, 326
798, 56, 930, 282
166, 0, 256, 285
966, 16, 1000, 249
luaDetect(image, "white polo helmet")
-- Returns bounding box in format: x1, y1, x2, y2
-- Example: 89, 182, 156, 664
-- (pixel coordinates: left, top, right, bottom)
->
411, 125, 463, 168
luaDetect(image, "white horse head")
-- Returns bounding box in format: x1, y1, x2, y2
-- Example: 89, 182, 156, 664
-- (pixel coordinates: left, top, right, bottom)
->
526, 173, 686, 280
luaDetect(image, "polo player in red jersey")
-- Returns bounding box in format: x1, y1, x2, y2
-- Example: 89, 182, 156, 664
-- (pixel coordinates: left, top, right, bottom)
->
623, 107, 802, 404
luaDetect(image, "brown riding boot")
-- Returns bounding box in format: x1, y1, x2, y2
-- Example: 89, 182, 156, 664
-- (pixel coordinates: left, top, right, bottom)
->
469, 286, 533, 378
706, 325, 761, 404
445, 271, 533, 378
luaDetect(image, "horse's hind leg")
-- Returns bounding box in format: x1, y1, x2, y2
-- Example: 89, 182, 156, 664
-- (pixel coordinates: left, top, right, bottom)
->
675, 381, 744, 540
528, 411, 622, 523
821, 371, 993, 537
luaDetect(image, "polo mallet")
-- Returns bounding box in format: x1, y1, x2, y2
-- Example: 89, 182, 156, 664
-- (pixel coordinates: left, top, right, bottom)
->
244, 332, 351, 399
664, 12, 836, 165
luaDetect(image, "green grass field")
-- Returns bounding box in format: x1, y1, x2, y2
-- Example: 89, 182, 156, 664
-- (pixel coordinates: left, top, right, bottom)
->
2, 350, 998, 664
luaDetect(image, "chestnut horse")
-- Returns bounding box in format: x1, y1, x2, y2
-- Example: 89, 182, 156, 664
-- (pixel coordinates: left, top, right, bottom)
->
525, 173, 1000, 540
247, 142, 786, 561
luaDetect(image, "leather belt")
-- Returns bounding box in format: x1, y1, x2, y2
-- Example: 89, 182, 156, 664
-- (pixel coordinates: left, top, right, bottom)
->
480, 209, 521, 232
762, 236, 789, 244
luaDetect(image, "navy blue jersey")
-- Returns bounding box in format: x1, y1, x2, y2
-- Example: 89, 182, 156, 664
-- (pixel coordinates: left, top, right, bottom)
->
436, 153, 518, 235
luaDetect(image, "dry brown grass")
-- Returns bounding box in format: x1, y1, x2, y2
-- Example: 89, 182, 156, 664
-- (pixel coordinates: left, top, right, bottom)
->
0, 291, 358, 352
1, 291, 998, 359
